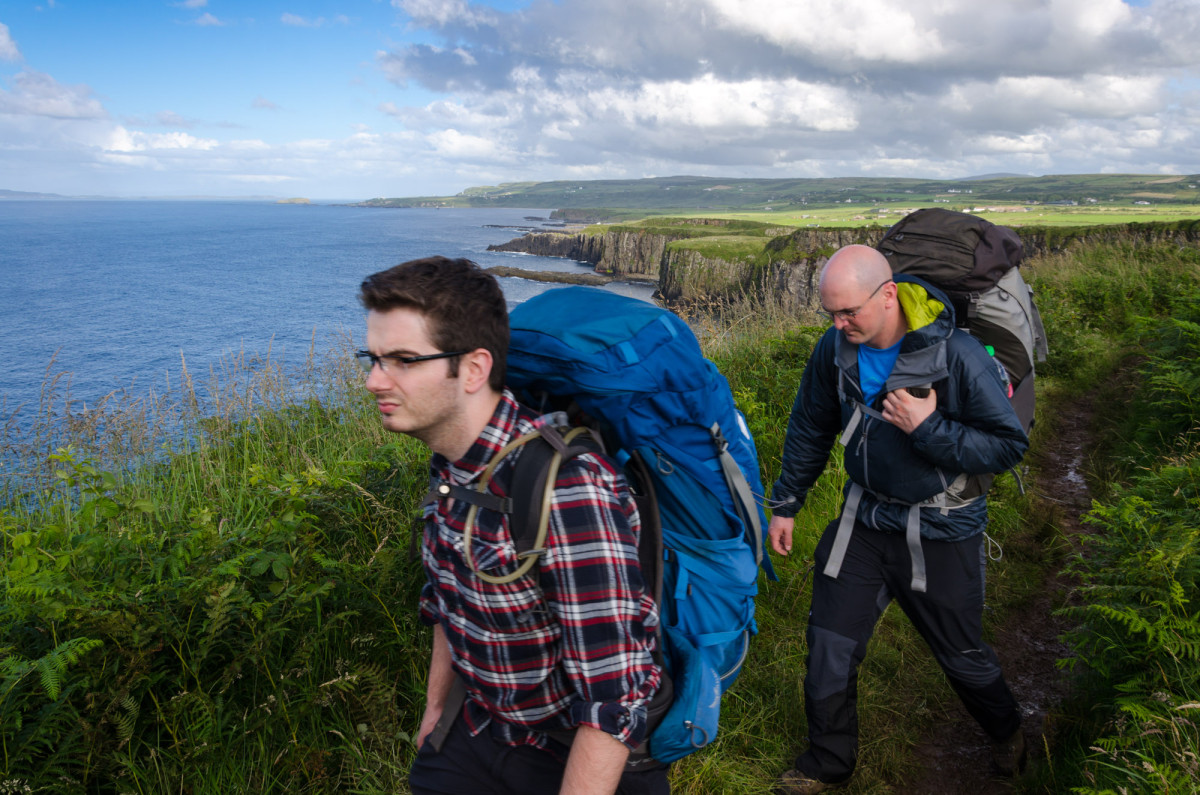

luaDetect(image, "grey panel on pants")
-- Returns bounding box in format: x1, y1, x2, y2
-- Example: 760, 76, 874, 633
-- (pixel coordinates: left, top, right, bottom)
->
806, 624, 859, 701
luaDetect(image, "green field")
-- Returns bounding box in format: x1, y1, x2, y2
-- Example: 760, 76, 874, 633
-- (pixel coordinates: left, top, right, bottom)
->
676, 202, 1200, 228
351, 173, 1200, 229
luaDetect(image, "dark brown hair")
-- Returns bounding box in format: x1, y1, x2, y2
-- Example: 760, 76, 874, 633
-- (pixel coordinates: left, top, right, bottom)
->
359, 256, 508, 392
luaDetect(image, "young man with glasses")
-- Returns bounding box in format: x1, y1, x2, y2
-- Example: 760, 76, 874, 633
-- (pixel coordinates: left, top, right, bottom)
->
358, 257, 666, 795
767, 245, 1029, 793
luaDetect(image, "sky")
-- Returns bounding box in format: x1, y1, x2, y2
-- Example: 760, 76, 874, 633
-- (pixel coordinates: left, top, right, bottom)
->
1, 0, 1198, 201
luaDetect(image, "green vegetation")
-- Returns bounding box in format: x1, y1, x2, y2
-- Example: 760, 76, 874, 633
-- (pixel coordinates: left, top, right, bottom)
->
2, 238, 1199, 792
2, 353, 432, 792
1023, 248, 1200, 793
580, 217, 787, 239
349, 174, 1200, 224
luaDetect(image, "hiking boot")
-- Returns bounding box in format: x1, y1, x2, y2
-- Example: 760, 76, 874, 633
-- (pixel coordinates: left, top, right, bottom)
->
991, 728, 1027, 777
775, 768, 846, 794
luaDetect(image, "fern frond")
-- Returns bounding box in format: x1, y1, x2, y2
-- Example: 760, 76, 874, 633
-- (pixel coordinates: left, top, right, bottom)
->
33, 637, 102, 701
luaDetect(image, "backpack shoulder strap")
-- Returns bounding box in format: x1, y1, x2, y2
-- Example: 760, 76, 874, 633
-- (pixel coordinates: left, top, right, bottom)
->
708, 422, 764, 566
509, 429, 672, 771
507, 423, 603, 560
509, 426, 665, 609
443, 422, 599, 585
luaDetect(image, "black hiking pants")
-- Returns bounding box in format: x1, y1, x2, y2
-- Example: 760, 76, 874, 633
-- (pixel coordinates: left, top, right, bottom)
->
794, 518, 1021, 784
410, 711, 670, 795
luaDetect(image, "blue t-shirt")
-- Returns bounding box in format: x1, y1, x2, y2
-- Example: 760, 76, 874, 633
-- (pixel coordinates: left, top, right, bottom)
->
858, 338, 903, 406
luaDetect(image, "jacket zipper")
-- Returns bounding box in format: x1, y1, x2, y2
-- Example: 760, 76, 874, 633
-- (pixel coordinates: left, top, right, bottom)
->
858, 414, 871, 491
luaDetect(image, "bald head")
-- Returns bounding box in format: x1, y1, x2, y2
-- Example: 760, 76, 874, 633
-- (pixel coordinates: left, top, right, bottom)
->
817, 244, 906, 348
819, 245, 893, 294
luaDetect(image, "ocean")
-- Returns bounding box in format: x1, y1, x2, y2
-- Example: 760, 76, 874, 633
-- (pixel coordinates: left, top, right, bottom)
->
0, 201, 652, 421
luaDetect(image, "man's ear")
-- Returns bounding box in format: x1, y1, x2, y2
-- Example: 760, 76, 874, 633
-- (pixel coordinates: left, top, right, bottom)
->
459, 348, 494, 395
882, 279, 899, 307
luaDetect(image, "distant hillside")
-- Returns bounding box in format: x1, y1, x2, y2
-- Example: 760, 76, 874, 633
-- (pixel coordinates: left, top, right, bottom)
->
0, 188, 70, 200
348, 174, 1200, 217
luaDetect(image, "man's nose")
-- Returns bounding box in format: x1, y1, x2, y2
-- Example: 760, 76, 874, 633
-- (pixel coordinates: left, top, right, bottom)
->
364, 362, 390, 392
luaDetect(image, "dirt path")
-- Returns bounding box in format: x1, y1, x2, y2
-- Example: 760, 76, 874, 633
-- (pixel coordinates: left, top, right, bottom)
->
896, 394, 1097, 794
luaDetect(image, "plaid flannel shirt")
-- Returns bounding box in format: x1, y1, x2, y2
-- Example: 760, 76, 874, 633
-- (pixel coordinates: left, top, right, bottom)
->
418, 390, 662, 752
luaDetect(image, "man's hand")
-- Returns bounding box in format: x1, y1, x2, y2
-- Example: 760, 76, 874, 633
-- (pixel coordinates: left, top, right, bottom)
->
768, 514, 796, 556
416, 704, 444, 749
882, 387, 936, 434
416, 624, 455, 748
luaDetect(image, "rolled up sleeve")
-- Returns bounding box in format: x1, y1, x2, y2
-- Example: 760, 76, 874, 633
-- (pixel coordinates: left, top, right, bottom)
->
540, 454, 662, 749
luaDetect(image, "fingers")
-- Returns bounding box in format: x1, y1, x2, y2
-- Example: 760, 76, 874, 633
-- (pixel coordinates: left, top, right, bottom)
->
883, 388, 935, 433
767, 516, 794, 556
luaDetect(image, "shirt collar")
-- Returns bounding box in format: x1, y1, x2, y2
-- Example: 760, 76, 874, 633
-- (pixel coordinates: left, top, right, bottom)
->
430, 388, 526, 485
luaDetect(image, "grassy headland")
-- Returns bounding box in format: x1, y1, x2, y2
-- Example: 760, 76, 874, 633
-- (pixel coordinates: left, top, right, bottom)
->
347, 173, 1200, 226
2, 235, 1198, 792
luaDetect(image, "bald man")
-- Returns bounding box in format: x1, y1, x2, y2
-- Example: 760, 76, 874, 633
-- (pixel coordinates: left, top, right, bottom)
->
768, 245, 1029, 793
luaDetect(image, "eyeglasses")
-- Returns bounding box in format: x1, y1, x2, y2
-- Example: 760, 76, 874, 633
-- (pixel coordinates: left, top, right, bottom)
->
355, 349, 468, 375
818, 279, 892, 322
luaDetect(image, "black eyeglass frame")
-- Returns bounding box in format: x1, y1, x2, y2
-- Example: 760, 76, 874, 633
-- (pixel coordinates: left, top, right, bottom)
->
355, 349, 469, 374
818, 279, 893, 322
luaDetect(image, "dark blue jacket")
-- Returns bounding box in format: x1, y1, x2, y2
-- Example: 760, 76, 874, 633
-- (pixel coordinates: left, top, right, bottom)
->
771, 275, 1029, 541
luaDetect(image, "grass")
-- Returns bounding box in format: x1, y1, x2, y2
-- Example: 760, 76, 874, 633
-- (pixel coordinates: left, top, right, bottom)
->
1, 341, 433, 792
701, 203, 1200, 228
2, 237, 1199, 792
1004, 244, 1200, 794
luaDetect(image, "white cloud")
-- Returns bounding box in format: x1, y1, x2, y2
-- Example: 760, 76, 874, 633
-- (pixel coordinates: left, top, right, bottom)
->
429, 128, 507, 160
194, 13, 224, 27
369, 0, 1200, 185
975, 132, 1055, 155
105, 128, 219, 152
155, 110, 196, 128
228, 173, 293, 183
395, 0, 499, 29
594, 75, 857, 133
705, 0, 945, 64
935, 74, 1166, 133
1049, 0, 1130, 39
229, 139, 270, 151
6, 0, 1200, 198
0, 70, 107, 119
0, 22, 21, 61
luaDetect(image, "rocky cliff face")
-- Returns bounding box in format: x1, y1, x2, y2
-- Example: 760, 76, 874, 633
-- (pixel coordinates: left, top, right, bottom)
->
488, 230, 680, 277
489, 226, 884, 305
488, 220, 1200, 306
489, 229, 818, 303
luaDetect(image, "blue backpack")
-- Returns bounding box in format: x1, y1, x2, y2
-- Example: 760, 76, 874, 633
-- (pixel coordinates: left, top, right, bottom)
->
504, 286, 776, 764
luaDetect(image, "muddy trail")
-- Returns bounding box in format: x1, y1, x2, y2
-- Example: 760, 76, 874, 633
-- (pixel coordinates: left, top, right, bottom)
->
896, 394, 1097, 794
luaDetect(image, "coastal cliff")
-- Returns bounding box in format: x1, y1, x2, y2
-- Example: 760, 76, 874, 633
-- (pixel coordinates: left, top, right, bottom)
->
488, 229, 679, 278
488, 219, 1200, 305
488, 225, 882, 305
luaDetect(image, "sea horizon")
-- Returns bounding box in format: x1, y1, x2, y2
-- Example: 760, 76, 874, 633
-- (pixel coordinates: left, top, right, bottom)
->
0, 201, 652, 425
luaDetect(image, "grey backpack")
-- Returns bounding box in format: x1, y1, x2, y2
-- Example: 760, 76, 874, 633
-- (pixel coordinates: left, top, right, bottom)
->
877, 208, 1048, 433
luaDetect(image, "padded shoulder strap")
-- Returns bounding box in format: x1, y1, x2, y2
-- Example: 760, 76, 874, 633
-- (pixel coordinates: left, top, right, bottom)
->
453, 424, 598, 585
508, 424, 603, 558
709, 422, 764, 566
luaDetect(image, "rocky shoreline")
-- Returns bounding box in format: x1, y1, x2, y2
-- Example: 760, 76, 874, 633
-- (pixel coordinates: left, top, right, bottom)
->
485, 265, 656, 287
486, 219, 1200, 306
487, 227, 850, 307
